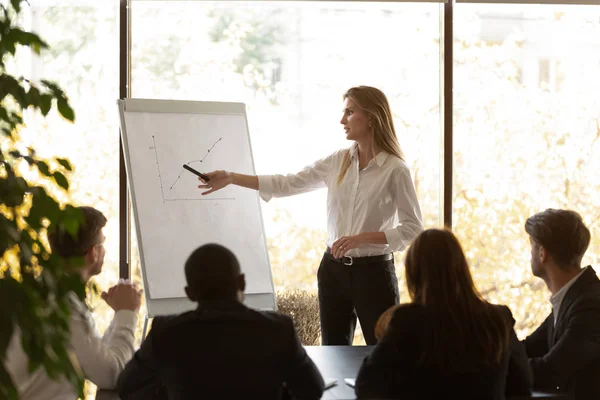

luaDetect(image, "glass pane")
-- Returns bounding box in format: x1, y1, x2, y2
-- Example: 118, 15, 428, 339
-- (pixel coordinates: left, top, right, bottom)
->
454, 4, 600, 338
8, 1, 120, 397
131, 1, 441, 343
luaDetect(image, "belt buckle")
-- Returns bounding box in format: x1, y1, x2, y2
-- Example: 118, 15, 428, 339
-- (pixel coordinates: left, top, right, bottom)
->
343, 256, 353, 266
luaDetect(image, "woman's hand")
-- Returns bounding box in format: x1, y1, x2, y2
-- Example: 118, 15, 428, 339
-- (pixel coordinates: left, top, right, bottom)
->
198, 170, 233, 195
331, 234, 365, 258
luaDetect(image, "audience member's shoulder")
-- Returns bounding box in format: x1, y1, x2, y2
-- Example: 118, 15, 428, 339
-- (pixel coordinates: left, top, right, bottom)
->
256, 309, 295, 328
574, 271, 600, 306
150, 311, 195, 334
490, 303, 516, 325
374, 303, 423, 338
151, 314, 178, 328
389, 303, 426, 325
561, 268, 600, 311
66, 292, 93, 322
582, 267, 600, 295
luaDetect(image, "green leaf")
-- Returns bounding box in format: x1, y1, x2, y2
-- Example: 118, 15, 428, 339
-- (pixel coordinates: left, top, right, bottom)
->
0, 168, 25, 207
53, 172, 69, 190
57, 272, 85, 300
29, 187, 60, 228
26, 85, 41, 109
55, 158, 72, 172
0, 107, 9, 122
2, 39, 16, 57
41, 80, 63, 96
35, 161, 51, 177
0, 77, 9, 103
10, 0, 22, 13
0, 214, 19, 254
61, 206, 83, 238
1, 76, 27, 109
56, 98, 75, 122
39, 94, 52, 116
11, 29, 48, 54
63, 218, 78, 237
24, 214, 42, 231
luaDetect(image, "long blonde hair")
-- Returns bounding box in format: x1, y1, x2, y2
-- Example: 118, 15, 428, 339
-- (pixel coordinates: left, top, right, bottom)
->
337, 86, 404, 184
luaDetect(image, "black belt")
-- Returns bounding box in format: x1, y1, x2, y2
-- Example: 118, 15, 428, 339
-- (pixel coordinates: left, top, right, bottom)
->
325, 247, 393, 266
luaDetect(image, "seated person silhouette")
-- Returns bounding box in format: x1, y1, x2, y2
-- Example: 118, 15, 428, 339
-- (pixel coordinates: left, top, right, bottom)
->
523, 209, 600, 399
117, 243, 325, 400
355, 229, 532, 400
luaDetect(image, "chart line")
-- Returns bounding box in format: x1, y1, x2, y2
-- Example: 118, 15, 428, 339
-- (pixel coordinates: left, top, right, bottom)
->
152, 135, 166, 200
190, 137, 223, 164
151, 136, 225, 201
168, 137, 223, 191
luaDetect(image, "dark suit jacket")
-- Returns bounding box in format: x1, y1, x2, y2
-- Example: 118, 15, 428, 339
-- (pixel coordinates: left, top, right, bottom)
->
524, 266, 600, 400
116, 300, 325, 400
355, 304, 532, 400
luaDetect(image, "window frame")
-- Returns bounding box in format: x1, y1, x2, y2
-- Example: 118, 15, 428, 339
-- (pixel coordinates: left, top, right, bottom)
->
117, 0, 599, 278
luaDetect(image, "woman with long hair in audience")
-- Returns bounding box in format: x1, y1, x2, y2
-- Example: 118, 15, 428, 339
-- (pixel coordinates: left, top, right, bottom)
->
355, 228, 532, 399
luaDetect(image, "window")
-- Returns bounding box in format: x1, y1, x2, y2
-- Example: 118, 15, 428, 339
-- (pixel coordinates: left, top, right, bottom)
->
454, 3, 600, 338
131, 0, 442, 344
131, 1, 442, 289
538, 58, 565, 90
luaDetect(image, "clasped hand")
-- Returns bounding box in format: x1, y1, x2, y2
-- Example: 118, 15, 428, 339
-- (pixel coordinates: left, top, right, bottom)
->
101, 280, 143, 312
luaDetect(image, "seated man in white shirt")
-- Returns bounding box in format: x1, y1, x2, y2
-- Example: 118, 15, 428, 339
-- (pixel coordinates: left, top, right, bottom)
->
4, 206, 142, 400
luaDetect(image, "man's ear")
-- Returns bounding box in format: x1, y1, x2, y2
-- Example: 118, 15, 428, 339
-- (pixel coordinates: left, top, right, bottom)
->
85, 246, 97, 264
185, 286, 196, 302
238, 274, 246, 293
538, 244, 548, 264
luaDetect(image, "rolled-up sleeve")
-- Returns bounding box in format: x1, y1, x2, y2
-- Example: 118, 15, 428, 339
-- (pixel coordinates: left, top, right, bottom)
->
71, 309, 138, 389
258, 153, 335, 202
384, 168, 424, 252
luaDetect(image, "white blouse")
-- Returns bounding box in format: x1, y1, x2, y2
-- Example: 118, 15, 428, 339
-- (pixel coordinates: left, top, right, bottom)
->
258, 145, 424, 257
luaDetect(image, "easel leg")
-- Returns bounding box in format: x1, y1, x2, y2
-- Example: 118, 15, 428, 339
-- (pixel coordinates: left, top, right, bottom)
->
141, 314, 149, 341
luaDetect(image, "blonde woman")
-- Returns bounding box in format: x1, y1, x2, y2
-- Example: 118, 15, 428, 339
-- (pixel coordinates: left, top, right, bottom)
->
199, 86, 423, 345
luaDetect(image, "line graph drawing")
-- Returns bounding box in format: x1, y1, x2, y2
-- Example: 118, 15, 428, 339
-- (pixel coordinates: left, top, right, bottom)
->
150, 136, 235, 202
169, 137, 223, 190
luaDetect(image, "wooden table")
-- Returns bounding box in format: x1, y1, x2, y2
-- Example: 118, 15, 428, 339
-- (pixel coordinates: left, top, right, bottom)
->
304, 345, 571, 400
97, 345, 571, 399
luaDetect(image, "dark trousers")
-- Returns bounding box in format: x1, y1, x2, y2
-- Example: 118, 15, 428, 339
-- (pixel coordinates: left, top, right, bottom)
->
317, 253, 400, 345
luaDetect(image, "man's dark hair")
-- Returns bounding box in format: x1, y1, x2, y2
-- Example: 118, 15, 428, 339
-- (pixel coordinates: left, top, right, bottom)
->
525, 208, 590, 267
184, 243, 241, 301
49, 206, 107, 258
